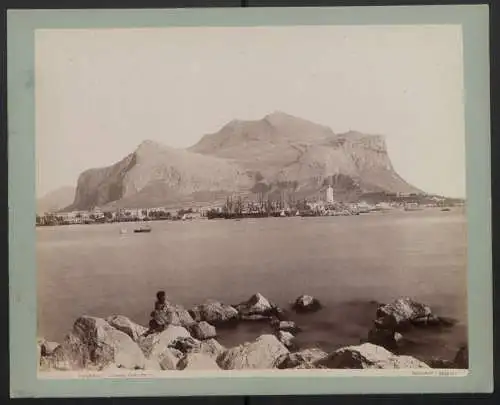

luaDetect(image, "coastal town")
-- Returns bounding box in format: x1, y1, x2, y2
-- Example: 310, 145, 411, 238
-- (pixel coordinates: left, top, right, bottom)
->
36, 186, 462, 227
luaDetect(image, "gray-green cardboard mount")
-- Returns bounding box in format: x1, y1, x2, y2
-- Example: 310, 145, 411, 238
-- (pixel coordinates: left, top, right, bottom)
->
8, 5, 492, 397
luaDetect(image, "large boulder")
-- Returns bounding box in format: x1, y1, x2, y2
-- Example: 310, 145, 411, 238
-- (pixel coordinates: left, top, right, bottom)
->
316, 343, 430, 369
177, 352, 221, 370
198, 339, 226, 359
138, 325, 191, 362
45, 334, 86, 370
189, 300, 239, 325
217, 334, 289, 370
292, 295, 322, 313
169, 336, 225, 361
49, 316, 148, 370
276, 331, 296, 350
158, 348, 183, 370
106, 315, 148, 341
375, 298, 439, 331
163, 303, 197, 328
276, 348, 328, 369
235, 293, 283, 321
190, 321, 217, 340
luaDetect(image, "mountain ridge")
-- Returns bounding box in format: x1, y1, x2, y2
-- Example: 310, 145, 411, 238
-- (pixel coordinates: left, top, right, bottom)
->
62, 113, 422, 211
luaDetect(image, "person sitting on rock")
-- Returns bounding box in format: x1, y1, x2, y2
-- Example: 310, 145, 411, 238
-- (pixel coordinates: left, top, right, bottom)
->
155, 290, 168, 311
145, 291, 170, 335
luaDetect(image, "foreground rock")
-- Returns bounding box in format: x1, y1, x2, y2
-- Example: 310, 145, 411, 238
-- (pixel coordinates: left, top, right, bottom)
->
316, 343, 430, 369
375, 298, 441, 331
177, 353, 221, 370
157, 347, 183, 370
138, 325, 191, 364
169, 336, 202, 354
163, 303, 197, 329
276, 331, 296, 350
190, 321, 217, 340
276, 348, 328, 369
368, 298, 457, 351
235, 293, 284, 321
48, 316, 148, 370
198, 339, 226, 359
189, 300, 239, 325
106, 315, 147, 341
218, 334, 289, 370
292, 295, 322, 313
167, 335, 226, 361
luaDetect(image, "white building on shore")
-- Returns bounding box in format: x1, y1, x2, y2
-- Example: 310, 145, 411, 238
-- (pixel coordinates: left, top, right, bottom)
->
326, 185, 334, 204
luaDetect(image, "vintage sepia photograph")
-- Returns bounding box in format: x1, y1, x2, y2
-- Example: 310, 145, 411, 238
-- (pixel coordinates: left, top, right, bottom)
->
34, 23, 469, 378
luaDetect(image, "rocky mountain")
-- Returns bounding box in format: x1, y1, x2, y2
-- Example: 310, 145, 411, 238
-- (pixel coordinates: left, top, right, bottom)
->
37, 186, 76, 214
191, 112, 419, 200
67, 141, 254, 211
65, 112, 421, 210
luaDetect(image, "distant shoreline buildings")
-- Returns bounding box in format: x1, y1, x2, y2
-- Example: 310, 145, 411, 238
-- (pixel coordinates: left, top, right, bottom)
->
35, 188, 464, 227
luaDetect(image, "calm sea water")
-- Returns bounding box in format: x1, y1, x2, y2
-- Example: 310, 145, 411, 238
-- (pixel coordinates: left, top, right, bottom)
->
37, 208, 467, 363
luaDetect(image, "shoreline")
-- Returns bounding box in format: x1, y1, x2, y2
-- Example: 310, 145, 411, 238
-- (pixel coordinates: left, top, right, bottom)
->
35, 206, 462, 228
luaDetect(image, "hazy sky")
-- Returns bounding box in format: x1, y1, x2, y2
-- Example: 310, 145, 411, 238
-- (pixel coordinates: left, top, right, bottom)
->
35, 25, 465, 198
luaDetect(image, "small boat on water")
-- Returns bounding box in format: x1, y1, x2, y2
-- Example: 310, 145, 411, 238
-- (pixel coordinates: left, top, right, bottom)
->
134, 224, 152, 233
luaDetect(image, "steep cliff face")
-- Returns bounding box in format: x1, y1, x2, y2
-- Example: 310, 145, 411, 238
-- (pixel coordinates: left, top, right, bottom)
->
68, 140, 253, 210
68, 153, 137, 211
67, 113, 420, 210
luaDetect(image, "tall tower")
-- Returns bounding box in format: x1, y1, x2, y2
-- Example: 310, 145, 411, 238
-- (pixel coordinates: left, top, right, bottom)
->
326, 185, 334, 204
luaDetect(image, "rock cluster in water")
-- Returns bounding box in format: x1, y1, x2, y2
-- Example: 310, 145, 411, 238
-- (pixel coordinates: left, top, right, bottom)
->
365, 297, 459, 352
38, 294, 467, 372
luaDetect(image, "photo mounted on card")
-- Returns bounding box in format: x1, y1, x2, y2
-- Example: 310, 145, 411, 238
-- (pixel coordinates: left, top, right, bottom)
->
8, 5, 492, 398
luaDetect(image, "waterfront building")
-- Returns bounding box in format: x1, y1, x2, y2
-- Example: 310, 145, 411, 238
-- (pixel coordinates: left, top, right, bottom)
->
91, 206, 105, 220
326, 185, 334, 204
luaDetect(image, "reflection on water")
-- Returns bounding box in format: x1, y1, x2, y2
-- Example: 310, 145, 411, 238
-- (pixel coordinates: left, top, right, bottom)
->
37, 208, 467, 362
